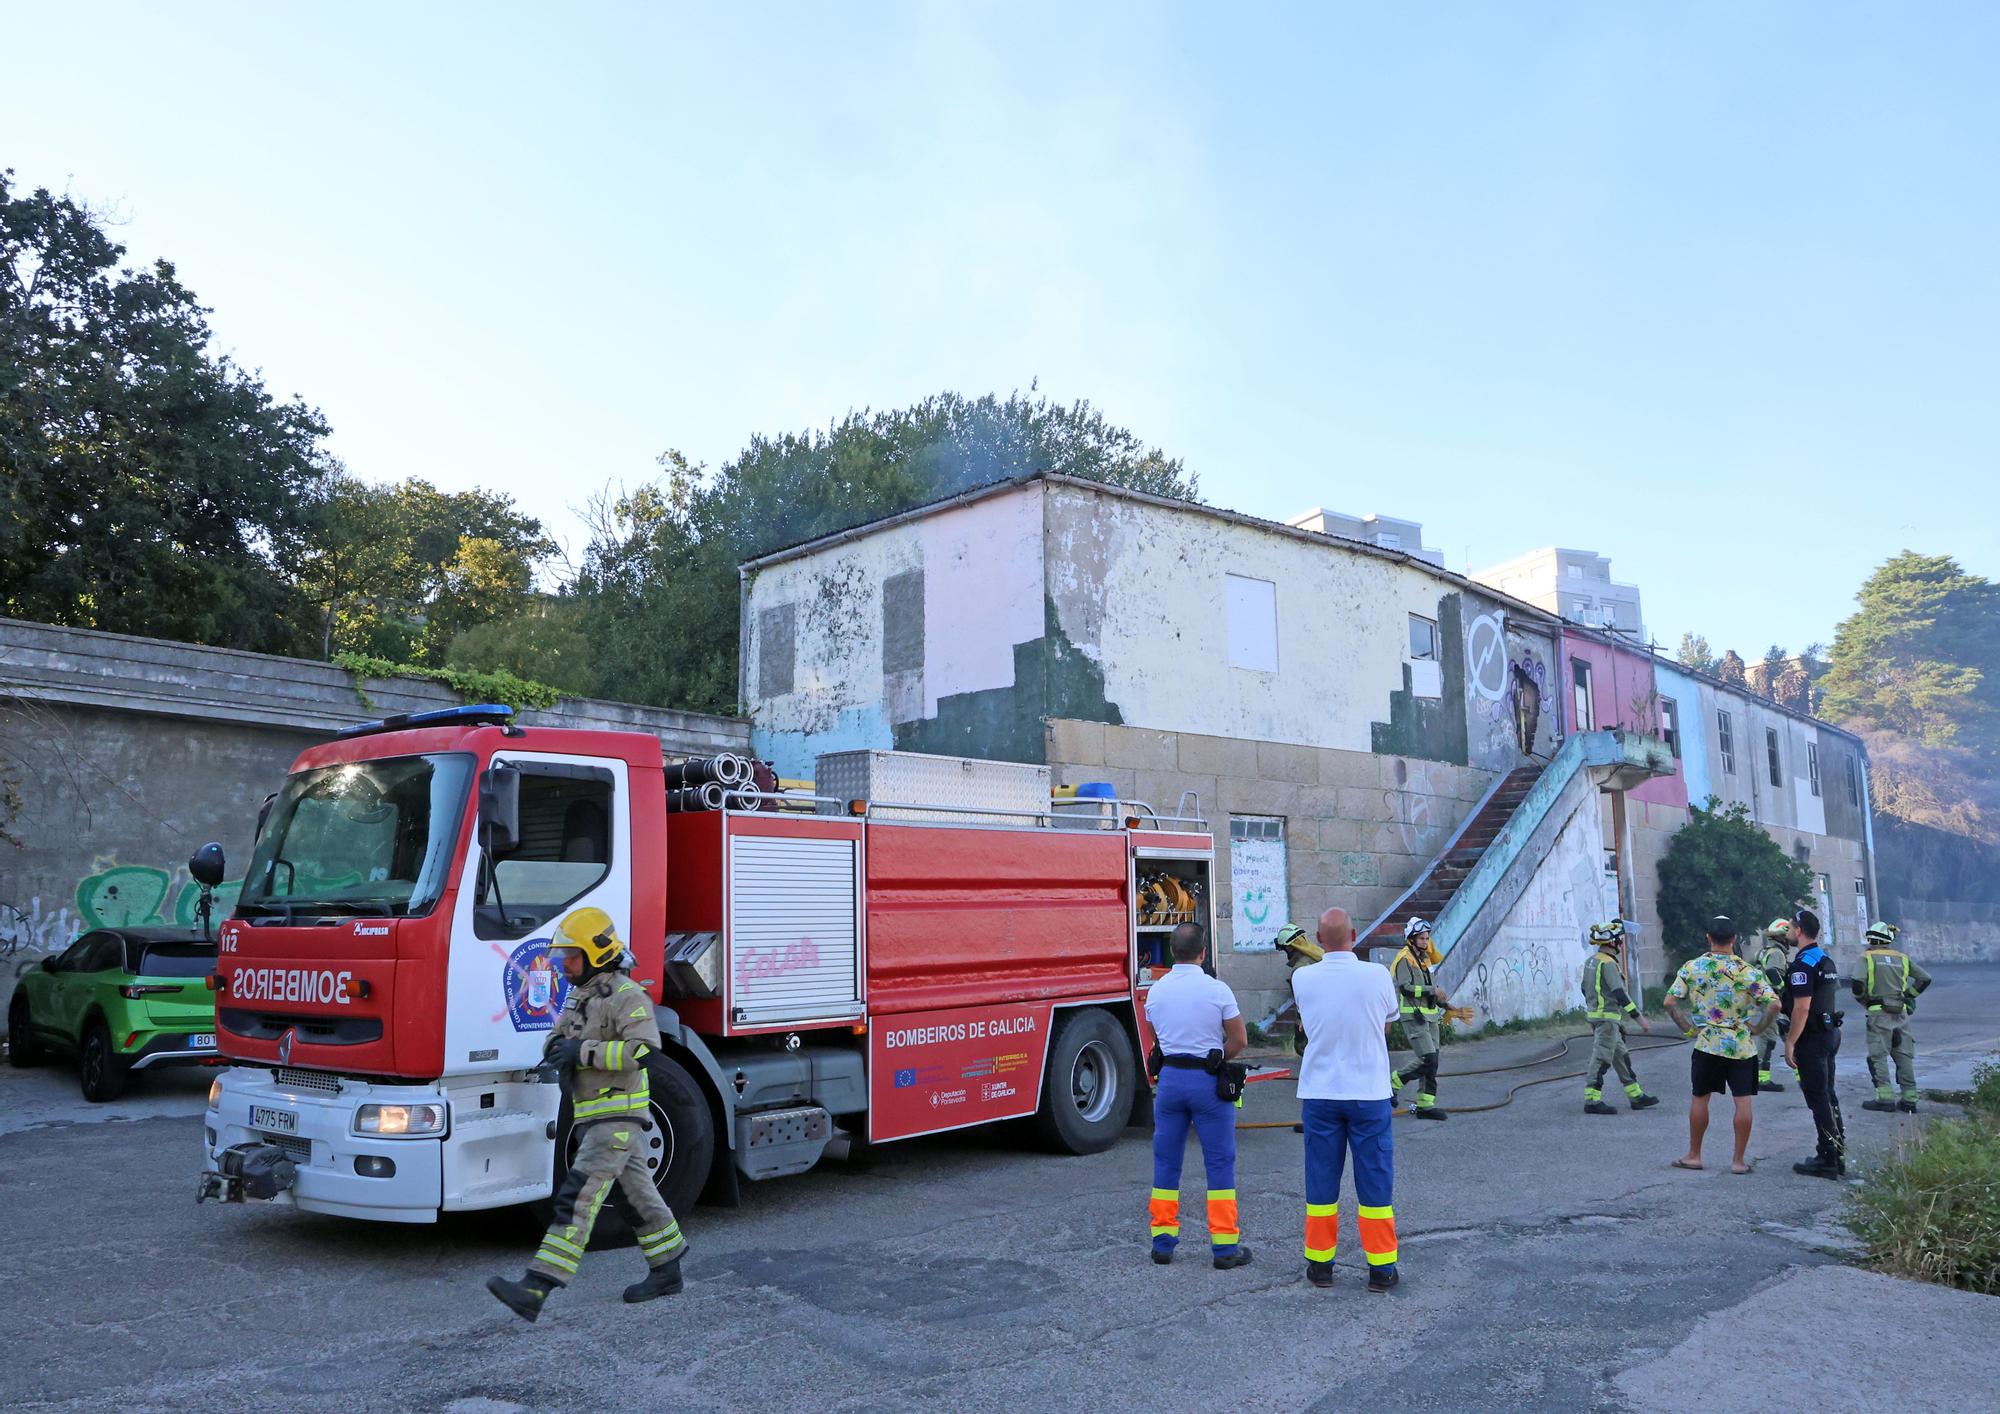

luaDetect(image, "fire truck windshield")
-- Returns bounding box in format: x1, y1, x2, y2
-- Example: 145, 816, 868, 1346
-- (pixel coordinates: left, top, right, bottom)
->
239, 753, 475, 918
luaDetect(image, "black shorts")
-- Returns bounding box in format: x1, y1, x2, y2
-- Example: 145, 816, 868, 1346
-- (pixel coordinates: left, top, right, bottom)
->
1691, 1050, 1759, 1098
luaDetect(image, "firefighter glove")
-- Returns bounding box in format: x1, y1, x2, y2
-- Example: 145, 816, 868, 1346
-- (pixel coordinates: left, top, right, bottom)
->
543, 1036, 585, 1071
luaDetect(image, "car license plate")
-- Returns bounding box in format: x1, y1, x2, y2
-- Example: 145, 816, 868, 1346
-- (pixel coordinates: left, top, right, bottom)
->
251, 1105, 297, 1134
189, 1033, 216, 1050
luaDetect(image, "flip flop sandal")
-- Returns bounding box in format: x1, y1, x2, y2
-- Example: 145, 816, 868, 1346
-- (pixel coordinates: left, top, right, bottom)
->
1670, 1158, 1704, 1171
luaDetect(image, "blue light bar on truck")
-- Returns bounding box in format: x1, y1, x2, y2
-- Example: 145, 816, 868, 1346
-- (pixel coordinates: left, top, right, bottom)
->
334, 704, 516, 740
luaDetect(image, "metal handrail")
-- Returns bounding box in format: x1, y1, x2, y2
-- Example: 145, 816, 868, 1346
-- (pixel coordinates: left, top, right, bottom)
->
718, 788, 1210, 832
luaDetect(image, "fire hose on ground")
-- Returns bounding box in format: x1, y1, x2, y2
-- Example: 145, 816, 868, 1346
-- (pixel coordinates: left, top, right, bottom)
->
1234, 1029, 1694, 1129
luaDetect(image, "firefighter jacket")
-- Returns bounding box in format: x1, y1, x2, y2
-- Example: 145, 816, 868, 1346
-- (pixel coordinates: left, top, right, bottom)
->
550, 969, 660, 1122
1852, 948, 1932, 1015
1392, 948, 1444, 1019
1754, 943, 1790, 994
1583, 949, 1638, 1022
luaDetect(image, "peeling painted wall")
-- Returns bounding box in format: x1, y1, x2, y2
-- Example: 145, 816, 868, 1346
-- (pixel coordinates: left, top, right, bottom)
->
1043, 483, 1539, 772
745, 484, 1050, 777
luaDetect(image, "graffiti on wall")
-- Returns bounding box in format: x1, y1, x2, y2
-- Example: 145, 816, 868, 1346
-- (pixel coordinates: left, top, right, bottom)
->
3, 861, 241, 998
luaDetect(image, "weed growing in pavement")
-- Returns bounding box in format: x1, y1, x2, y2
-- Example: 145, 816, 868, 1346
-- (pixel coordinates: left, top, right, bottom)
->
1846, 1056, 2000, 1295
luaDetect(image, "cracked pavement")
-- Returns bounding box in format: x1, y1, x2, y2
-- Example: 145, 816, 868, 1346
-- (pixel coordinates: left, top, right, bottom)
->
4, 965, 1997, 1411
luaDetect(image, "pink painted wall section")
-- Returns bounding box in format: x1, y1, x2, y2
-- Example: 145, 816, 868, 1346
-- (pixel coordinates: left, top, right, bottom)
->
1559, 633, 1687, 809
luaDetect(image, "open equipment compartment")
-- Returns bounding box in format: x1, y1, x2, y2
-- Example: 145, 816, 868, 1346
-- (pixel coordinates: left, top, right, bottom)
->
1132, 844, 1214, 980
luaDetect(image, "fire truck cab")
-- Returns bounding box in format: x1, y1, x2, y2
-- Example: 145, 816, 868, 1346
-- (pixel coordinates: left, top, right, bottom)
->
198, 707, 1214, 1225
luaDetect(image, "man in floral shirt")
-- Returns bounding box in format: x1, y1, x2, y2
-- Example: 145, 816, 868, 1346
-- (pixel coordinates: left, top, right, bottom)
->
1663, 916, 1780, 1174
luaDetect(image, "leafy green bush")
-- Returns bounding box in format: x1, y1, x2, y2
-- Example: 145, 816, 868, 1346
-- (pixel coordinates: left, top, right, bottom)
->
332, 652, 565, 712
1656, 798, 1816, 968
1846, 1065, 2000, 1294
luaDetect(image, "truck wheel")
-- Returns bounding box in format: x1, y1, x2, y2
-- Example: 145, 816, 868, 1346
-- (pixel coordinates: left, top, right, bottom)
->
535, 1053, 716, 1246
1034, 1008, 1135, 1155
8, 993, 43, 1067
79, 1020, 129, 1103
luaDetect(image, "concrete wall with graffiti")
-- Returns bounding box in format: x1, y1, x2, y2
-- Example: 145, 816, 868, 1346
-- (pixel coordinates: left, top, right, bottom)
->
1460, 779, 1614, 1026
743, 476, 1561, 785
0, 698, 296, 1008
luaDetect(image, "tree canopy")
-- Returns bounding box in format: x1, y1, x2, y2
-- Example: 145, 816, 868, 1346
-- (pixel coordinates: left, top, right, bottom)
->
1656, 798, 1817, 968
1819, 551, 2000, 757
1, 170, 333, 650
576, 391, 1200, 713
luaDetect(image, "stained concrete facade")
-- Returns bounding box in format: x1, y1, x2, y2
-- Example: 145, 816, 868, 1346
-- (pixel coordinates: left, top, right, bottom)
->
0, 618, 747, 1006
740, 474, 1877, 1018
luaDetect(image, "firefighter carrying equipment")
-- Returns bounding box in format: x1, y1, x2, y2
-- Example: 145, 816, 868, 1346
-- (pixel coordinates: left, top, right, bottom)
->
1274, 922, 1323, 966
551, 906, 625, 972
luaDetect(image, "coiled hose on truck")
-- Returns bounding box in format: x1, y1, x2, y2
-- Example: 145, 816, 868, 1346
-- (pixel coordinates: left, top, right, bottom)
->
1235, 1029, 1693, 1129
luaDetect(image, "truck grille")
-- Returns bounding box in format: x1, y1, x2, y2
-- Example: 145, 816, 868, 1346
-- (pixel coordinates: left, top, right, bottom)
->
273, 1067, 342, 1094
262, 1134, 312, 1165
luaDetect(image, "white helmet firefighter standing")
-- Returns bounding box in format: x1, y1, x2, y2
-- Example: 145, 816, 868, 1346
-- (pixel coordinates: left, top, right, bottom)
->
487, 907, 689, 1322
1580, 920, 1660, 1115
1390, 918, 1454, 1119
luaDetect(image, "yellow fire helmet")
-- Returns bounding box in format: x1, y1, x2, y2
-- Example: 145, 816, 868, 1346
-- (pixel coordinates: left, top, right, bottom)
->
1763, 918, 1795, 944
551, 906, 624, 970
1274, 922, 1324, 965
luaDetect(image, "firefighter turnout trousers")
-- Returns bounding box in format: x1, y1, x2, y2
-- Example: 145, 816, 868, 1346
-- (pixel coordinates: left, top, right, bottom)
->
1585, 1021, 1645, 1106
530, 1119, 686, 1284
1865, 1012, 1918, 1103
1396, 1018, 1442, 1111
1149, 1066, 1240, 1257
1301, 1098, 1398, 1270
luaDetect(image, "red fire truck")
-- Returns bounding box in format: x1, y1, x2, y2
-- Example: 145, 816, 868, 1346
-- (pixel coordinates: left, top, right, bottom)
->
197, 707, 1214, 1224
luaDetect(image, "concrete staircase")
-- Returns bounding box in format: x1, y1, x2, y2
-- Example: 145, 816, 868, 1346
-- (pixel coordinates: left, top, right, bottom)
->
1359, 765, 1545, 955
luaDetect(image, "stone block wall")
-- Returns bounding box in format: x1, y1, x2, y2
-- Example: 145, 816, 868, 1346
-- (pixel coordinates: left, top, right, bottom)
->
1046, 718, 1497, 1018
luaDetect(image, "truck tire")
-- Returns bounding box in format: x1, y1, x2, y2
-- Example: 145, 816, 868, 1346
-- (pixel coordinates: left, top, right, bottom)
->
534, 1052, 716, 1246
79, 1019, 130, 1103
1034, 1008, 1135, 1155
8, 993, 44, 1067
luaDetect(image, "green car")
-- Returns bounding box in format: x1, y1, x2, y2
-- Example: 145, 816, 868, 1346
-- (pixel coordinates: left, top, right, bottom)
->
8, 926, 220, 1101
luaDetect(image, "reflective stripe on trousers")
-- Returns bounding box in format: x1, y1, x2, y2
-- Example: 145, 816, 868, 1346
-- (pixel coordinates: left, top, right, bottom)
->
1301, 1097, 1397, 1267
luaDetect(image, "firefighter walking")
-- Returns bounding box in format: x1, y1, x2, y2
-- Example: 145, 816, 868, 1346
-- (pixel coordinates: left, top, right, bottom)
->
1582, 921, 1660, 1115
1391, 918, 1450, 1120
489, 908, 688, 1321
1853, 922, 1932, 1113
1751, 919, 1793, 1091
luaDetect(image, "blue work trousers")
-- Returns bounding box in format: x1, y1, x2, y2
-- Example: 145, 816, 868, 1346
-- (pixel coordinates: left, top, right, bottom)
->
1149, 1066, 1239, 1256
1301, 1097, 1398, 1268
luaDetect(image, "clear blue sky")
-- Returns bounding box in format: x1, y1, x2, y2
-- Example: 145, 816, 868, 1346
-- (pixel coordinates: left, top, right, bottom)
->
6, 2, 1995, 658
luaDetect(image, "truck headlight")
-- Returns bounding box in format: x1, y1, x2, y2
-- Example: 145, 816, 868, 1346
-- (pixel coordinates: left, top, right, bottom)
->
354, 1102, 445, 1136
208, 1077, 223, 1110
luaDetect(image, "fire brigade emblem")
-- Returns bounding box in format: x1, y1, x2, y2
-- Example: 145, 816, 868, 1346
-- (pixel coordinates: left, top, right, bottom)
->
502, 938, 569, 1032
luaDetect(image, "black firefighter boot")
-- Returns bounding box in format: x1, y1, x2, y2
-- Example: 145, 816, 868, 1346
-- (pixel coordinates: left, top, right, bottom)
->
487, 1271, 558, 1322
624, 1258, 686, 1303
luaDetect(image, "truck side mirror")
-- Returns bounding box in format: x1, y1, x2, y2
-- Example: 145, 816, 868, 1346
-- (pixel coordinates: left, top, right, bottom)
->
189, 842, 227, 888
479, 764, 522, 855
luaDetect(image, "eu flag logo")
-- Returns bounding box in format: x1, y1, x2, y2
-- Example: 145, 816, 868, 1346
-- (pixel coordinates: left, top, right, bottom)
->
894, 1068, 917, 1088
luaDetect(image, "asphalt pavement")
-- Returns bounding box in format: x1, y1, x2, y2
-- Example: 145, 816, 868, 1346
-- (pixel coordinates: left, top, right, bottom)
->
4, 965, 1997, 1412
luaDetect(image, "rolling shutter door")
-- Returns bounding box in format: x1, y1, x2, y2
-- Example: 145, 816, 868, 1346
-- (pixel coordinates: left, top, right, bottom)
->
728, 836, 862, 1024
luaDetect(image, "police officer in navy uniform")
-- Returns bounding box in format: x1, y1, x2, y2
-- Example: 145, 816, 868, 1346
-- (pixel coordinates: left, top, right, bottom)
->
1783, 909, 1848, 1179
1143, 922, 1253, 1270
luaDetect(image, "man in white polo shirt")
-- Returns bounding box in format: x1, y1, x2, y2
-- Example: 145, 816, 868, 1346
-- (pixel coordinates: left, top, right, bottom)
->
1143, 923, 1252, 1270
1291, 906, 1403, 1293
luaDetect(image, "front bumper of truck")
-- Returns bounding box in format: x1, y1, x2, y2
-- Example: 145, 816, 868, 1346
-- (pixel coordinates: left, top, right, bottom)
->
199, 1066, 558, 1223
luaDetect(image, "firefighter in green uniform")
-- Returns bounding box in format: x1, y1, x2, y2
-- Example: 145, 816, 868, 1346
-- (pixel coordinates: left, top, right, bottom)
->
1582, 921, 1660, 1115
1391, 918, 1449, 1120
488, 908, 689, 1322
1852, 921, 1932, 1113
1750, 919, 1793, 1092
1274, 922, 1324, 1054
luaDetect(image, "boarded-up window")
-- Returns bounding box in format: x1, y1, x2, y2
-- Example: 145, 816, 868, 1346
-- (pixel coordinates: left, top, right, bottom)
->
882, 569, 924, 675
1225, 574, 1279, 673
758, 604, 796, 698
